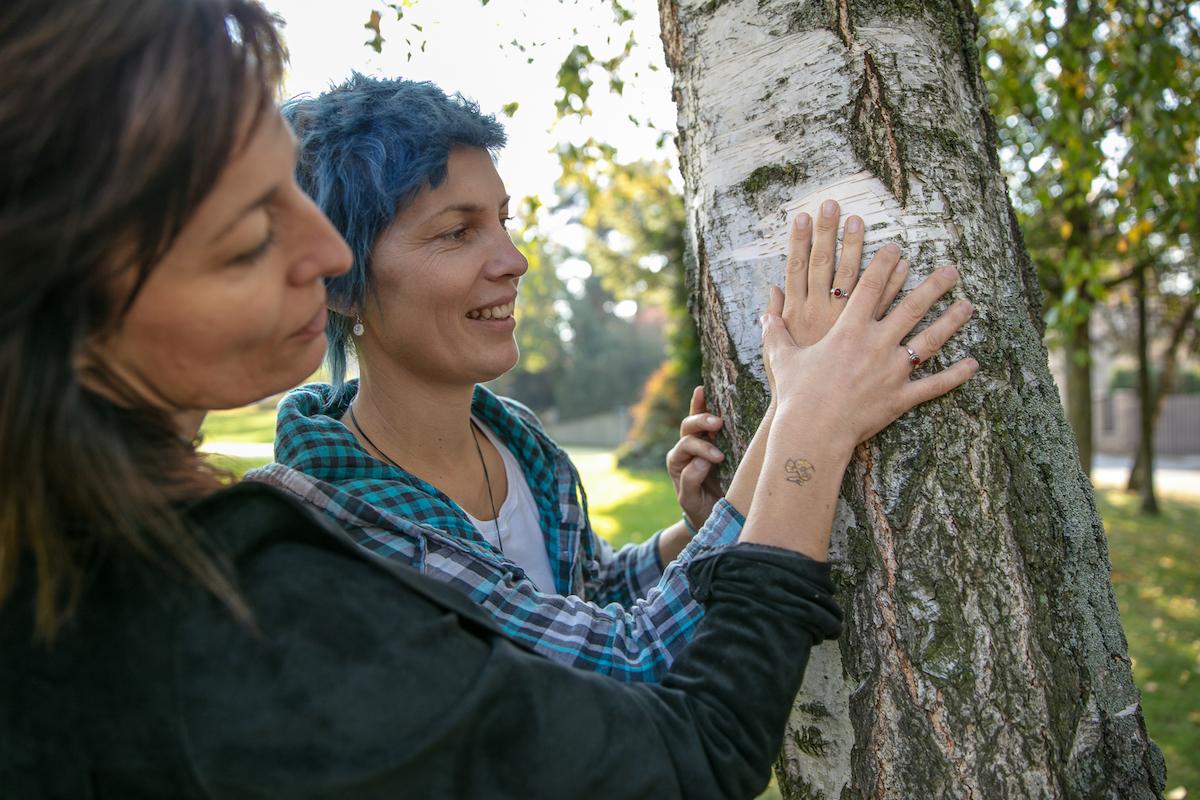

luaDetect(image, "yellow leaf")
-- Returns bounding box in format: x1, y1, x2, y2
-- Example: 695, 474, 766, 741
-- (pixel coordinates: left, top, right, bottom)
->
1117, 238, 1128, 254
1060, 221, 1073, 240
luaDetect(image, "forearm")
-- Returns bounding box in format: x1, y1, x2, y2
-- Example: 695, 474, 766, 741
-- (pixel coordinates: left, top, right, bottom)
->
722, 399, 776, 517
652, 543, 843, 798
656, 519, 692, 564
737, 400, 852, 560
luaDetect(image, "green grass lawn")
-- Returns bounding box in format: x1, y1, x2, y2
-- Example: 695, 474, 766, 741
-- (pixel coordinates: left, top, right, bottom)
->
200, 403, 1197, 792
200, 405, 278, 444
1098, 490, 1200, 794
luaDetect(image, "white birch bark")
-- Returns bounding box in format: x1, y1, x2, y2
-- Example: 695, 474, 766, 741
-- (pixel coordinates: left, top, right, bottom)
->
657, 1, 1166, 797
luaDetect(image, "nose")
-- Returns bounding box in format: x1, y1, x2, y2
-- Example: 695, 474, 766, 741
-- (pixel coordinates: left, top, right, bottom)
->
485, 226, 529, 282
289, 186, 353, 284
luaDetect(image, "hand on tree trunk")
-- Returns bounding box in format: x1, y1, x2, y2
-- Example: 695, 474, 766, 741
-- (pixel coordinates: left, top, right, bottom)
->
667, 385, 726, 530
765, 201, 909, 399
763, 256, 976, 453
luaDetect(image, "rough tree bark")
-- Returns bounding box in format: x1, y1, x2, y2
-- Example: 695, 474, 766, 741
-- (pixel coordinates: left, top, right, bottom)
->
657, 1, 1165, 797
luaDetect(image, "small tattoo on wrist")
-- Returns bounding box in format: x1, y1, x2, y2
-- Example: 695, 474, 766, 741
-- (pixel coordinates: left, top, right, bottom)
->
784, 458, 815, 485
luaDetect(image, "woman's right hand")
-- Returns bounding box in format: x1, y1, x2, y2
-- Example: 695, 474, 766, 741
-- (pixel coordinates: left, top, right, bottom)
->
761, 253, 976, 454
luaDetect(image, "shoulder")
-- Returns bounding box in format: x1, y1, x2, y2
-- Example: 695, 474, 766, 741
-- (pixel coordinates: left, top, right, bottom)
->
186, 481, 498, 627
498, 395, 547, 432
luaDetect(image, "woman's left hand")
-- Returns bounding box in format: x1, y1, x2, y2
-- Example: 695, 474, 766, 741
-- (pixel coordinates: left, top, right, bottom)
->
667, 386, 726, 532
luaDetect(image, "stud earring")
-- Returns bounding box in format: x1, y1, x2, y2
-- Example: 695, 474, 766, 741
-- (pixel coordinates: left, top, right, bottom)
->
352, 315, 364, 337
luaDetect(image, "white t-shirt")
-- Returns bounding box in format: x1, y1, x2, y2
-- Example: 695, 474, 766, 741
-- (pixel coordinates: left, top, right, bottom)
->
463, 418, 557, 593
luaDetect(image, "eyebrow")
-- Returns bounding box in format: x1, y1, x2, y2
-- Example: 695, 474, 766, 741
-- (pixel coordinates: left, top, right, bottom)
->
210, 186, 279, 244
428, 195, 512, 220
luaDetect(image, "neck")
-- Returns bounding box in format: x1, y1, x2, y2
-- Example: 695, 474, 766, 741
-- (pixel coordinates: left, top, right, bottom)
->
176, 410, 206, 443
351, 356, 478, 474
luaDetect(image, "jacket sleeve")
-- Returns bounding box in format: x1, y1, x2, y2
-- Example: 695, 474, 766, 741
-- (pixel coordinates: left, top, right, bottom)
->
582, 498, 743, 607
173, 539, 841, 800
333, 507, 743, 683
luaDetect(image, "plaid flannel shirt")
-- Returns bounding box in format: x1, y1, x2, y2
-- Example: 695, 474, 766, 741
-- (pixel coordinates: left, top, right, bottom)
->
246, 380, 742, 682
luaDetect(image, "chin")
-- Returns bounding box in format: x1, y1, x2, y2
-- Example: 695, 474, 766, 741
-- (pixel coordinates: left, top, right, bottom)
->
469, 348, 520, 385
217, 343, 325, 410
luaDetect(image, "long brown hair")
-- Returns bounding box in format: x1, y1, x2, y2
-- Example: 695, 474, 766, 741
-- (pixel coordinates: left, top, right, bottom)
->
0, 0, 287, 638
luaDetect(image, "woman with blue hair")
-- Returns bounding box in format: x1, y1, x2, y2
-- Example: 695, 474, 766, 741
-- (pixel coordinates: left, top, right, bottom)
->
251, 73, 927, 681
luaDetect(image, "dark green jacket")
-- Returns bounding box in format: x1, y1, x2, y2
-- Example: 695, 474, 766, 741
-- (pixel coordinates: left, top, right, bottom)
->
1, 482, 841, 799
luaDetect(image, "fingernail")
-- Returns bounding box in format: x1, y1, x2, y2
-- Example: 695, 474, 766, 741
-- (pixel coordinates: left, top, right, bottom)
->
759, 314, 767, 328
845, 216, 862, 233
940, 266, 959, 280
967, 358, 979, 373
710, 447, 723, 459
961, 300, 974, 314
705, 415, 719, 426
795, 212, 811, 231
884, 242, 901, 254
895, 259, 908, 273
821, 199, 838, 217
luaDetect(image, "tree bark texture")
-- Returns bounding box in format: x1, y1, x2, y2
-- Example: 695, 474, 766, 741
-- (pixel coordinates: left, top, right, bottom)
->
657, 1, 1165, 798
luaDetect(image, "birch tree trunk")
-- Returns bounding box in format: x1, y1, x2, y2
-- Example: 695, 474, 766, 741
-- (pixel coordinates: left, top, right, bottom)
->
657, 1, 1166, 797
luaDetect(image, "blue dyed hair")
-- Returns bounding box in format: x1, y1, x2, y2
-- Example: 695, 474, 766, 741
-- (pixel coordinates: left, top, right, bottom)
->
283, 73, 507, 390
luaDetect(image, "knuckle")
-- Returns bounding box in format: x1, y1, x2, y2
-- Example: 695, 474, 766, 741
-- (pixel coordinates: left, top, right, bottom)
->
919, 326, 945, 353
809, 250, 832, 269
786, 254, 807, 274
859, 273, 885, 293
900, 294, 926, 320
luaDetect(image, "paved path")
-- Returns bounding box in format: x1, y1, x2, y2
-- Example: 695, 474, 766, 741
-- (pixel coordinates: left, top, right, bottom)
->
199, 441, 273, 459
1092, 455, 1200, 499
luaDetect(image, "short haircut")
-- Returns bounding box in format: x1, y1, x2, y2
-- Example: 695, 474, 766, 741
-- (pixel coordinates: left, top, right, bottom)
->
283, 74, 507, 389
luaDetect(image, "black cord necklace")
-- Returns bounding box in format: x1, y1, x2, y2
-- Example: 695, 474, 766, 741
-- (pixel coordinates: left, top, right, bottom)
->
347, 403, 503, 553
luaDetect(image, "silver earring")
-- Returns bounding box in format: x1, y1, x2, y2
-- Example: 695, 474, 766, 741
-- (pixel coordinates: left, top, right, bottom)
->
352, 316, 364, 337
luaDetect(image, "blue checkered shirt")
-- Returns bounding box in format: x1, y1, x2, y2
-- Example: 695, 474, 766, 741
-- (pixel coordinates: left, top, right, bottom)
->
246, 381, 743, 683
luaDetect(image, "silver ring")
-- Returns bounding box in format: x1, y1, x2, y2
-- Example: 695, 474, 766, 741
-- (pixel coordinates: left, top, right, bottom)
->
830, 287, 850, 299
904, 345, 921, 367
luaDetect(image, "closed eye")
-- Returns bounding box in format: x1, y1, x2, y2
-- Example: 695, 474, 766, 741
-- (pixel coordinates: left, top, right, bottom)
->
230, 226, 275, 265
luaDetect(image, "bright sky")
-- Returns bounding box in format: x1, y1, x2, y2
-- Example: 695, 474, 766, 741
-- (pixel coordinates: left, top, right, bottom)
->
263, 0, 680, 215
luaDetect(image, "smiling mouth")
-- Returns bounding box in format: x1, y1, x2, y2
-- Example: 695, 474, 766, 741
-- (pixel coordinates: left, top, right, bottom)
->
465, 300, 515, 321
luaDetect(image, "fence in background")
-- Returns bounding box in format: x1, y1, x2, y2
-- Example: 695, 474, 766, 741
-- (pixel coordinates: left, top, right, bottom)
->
1096, 390, 1200, 457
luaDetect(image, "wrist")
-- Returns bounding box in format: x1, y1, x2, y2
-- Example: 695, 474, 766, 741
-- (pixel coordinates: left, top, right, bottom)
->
771, 397, 856, 460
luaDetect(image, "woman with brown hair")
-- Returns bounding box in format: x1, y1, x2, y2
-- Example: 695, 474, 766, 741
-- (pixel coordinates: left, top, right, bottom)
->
0, 1, 975, 797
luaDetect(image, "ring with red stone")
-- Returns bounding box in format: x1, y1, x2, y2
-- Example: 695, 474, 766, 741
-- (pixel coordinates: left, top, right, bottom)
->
903, 345, 921, 367
830, 287, 850, 299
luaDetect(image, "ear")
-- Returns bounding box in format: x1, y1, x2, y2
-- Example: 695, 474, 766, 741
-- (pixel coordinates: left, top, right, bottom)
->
324, 284, 359, 318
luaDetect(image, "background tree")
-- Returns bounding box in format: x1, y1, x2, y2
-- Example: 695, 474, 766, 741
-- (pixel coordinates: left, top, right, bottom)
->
1126, 294, 1199, 501
658, 0, 1164, 796
980, 0, 1200, 476
553, 137, 702, 463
